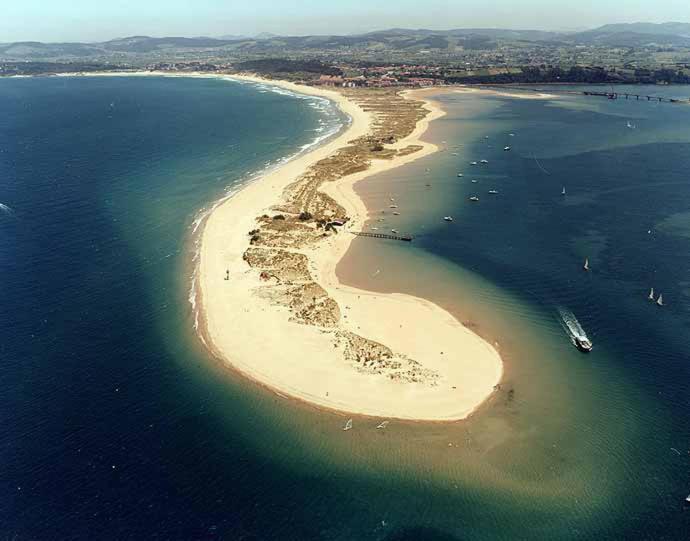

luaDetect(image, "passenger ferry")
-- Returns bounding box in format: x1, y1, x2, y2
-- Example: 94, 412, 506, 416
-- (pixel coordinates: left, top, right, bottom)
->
574, 336, 593, 353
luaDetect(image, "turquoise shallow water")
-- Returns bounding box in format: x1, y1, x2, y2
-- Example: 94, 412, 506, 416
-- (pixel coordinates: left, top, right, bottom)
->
1, 76, 690, 540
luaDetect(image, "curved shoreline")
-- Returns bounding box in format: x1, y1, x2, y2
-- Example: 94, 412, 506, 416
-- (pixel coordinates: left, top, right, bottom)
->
198, 76, 503, 421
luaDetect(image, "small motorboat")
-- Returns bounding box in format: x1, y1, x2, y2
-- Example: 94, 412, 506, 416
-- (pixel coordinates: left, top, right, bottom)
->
480, 159, 489, 164
389, 204, 398, 209
488, 190, 499, 194
509, 133, 515, 137
471, 179, 478, 183
648, 287, 655, 301
503, 146, 511, 151
392, 211, 400, 215
391, 229, 398, 234
583, 258, 590, 271
376, 420, 389, 429
457, 173, 463, 177
574, 336, 593, 352
657, 294, 664, 307
562, 186, 566, 196
471, 161, 478, 165
469, 196, 480, 202
443, 216, 453, 222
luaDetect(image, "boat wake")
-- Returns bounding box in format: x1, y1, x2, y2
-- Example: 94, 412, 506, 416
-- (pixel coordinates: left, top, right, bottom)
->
557, 306, 591, 344
532, 154, 550, 175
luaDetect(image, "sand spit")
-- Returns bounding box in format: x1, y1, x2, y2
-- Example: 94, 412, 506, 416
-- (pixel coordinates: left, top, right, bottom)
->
455, 86, 558, 100
196, 76, 503, 421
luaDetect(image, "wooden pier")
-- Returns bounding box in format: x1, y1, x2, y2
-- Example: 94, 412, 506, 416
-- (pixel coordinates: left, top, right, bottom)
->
581, 90, 686, 103
478, 85, 689, 105
351, 231, 413, 242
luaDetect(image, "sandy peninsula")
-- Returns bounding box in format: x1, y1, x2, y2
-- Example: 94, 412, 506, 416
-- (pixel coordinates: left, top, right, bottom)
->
198, 76, 503, 421
455, 86, 558, 100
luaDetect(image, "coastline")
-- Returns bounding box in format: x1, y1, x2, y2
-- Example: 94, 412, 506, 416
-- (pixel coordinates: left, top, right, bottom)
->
198, 77, 504, 421
20, 69, 505, 420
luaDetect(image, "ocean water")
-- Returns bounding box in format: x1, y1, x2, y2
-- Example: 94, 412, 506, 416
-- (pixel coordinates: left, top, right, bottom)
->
339, 85, 690, 539
2, 75, 689, 541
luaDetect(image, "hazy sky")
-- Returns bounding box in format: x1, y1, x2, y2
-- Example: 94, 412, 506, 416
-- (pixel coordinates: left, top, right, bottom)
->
4, 0, 690, 42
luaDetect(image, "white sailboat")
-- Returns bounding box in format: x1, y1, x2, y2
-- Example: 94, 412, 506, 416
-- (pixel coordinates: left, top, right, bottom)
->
656, 294, 664, 307
648, 287, 655, 301
562, 186, 566, 196
343, 419, 353, 431
583, 258, 590, 271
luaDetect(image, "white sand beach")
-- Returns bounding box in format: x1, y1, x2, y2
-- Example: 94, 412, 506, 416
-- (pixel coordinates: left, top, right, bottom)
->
198, 77, 503, 421
455, 86, 558, 100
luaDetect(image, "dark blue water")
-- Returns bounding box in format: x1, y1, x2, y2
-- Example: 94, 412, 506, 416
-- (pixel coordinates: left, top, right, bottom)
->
0, 76, 348, 540
341, 86, 690, 540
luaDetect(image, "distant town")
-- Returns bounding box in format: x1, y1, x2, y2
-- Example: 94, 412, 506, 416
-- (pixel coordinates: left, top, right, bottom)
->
3, 23, 690, 86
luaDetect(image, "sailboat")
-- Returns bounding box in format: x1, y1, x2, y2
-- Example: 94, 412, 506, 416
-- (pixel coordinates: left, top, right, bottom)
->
562, 186, 566, 196
583, 258, 590, 271
656, 294, 664, 307
648, 287, 655, 301
343, 419, 353, 431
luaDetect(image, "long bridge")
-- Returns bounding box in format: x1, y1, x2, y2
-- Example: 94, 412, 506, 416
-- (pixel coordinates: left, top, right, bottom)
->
351, 231, 413, 242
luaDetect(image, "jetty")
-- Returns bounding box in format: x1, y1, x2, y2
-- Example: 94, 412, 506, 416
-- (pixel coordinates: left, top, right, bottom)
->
477, 85, 690, 105
352, 231, 413, 242
582, 90, 685, 103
